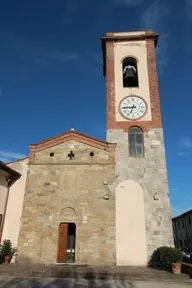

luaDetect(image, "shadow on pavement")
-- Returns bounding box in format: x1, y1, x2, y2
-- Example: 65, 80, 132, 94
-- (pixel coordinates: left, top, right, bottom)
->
0, 270, 136, 288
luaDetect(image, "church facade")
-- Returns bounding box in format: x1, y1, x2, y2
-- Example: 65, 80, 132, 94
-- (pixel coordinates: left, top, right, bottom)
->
1, 30, 173, 266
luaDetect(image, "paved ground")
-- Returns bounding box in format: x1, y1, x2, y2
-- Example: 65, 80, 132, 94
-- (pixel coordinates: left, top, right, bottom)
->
0, 264, 191, 287
0, 277, 191, 287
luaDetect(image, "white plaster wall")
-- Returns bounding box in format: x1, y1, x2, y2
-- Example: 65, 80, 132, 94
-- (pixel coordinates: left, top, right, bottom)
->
2, 159, 28, 260
114, 40, 152, 122
116, 180, 147, 266
0, 173, 8, 215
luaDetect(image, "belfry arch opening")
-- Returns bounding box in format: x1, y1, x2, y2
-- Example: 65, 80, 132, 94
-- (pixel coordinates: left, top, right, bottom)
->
122, 57, 139, 88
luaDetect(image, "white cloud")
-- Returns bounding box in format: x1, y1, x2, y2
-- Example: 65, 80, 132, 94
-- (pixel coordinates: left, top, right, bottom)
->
0, 151, 27, 163
177, 137, 192, 157
114, 0, 142, 7
36, 51, 79, 64
178, 137, 192, 148
141, 0, 168, 30
140, 0, 169, 72
187, 0, 192, 7
177, 151, 190, 157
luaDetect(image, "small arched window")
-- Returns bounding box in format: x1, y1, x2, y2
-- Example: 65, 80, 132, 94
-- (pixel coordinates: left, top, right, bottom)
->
129, 127, 144, 157
122, 57, 139, 88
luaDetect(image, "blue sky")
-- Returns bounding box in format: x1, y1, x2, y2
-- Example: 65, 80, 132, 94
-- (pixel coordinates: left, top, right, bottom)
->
0, 0, 191, 217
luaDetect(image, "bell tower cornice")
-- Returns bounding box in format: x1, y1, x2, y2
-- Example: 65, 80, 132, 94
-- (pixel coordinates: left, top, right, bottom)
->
101, 31, 159, 77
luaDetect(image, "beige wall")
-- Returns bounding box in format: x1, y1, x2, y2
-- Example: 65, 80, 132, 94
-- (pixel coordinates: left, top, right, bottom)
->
116, 180, 147, 266
0, 172, 8, 216
2, 159, 28, 260
114, 40, 152, 122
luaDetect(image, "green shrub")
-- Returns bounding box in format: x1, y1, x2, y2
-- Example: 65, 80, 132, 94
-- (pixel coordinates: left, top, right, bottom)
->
0, 240, 17, 262
150, 246, 183, 267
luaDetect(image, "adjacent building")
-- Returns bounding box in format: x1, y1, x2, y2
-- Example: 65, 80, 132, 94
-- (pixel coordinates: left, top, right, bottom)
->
1, 30, 174, 266
1, 158, 28, 259
172, 210, 192, 251
0, 161, 21, 243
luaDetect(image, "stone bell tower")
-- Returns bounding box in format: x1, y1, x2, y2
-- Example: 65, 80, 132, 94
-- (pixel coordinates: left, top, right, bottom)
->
101, 31, 173, 265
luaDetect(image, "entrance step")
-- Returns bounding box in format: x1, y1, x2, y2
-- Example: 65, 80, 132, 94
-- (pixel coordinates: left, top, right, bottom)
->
0, 264, 191, 282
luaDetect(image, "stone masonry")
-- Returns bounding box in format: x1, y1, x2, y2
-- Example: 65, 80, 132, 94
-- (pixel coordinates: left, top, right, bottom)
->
15, 31, 174, 266
17, 139, 116, 264
107, 128, 174, 259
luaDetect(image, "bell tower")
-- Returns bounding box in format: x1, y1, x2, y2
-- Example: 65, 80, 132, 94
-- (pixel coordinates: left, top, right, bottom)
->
101, 30, 162, 132
102, 31, 173, 265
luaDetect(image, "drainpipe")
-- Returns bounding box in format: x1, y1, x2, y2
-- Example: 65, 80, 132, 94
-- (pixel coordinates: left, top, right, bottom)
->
0, 177, 11, 243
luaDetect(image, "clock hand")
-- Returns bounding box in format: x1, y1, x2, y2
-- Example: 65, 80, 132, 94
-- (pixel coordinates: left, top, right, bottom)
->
130, 105, 136, 114
122, 106, 135, 109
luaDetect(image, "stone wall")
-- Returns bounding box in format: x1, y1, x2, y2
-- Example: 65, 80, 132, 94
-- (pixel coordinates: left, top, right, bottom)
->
107, 128, 174, 260
17, 141, 116, 264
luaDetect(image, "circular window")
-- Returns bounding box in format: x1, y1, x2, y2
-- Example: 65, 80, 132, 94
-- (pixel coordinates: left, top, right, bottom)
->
49, 152, 54, 157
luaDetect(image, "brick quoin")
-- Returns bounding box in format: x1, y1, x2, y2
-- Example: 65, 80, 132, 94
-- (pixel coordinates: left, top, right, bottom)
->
103, 31, 162, 132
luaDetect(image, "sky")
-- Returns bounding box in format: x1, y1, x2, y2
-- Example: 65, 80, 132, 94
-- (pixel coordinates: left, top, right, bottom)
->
0, 0, 191, 217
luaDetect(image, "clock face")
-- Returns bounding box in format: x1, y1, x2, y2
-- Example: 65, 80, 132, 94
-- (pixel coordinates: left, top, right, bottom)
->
119, 96, 147, 120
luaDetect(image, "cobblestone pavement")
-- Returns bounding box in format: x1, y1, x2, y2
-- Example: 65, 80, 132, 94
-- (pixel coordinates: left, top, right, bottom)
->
0, 277, 191, 287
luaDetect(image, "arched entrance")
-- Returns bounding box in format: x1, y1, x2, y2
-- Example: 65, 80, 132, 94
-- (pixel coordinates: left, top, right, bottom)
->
116, 180, 147, 266
57, 207, 77, 263
57, 223, 76, 263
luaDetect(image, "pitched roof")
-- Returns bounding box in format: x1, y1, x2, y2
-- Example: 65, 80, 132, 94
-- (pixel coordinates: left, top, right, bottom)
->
172, 209, 192, 220
0, 161, 21, 186
6, 157, 28, 165
29, 129, 115, 153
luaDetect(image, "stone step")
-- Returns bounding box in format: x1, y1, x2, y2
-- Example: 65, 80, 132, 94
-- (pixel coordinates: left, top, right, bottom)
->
0, 264, 191, 282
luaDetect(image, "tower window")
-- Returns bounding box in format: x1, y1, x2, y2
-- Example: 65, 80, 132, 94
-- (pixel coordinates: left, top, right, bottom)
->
122, 57, 139, 88
129, 127, 144, 157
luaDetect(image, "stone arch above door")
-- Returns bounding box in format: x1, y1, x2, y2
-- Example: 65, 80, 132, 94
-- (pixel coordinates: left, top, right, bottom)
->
61, 207, 76, 215
116, 179, 147, 266
59, 206, 79, 223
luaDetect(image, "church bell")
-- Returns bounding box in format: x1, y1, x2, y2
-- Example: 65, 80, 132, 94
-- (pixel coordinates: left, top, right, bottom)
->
123, 68, 138, 87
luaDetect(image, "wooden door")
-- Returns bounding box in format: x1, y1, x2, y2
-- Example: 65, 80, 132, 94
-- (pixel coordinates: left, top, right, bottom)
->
57, 223, 68, 263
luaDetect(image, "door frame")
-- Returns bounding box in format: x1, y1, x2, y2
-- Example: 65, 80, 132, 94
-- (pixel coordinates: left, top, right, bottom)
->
57, 222, 76, 264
